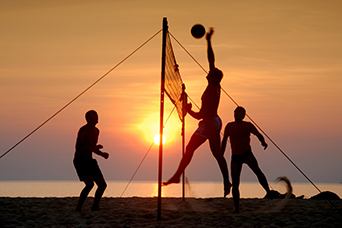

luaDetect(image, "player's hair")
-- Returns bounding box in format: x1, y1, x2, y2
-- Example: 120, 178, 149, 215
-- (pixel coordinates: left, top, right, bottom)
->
235, 106, 246, 115
85, 110, 97, 121
208, 68, 223, 84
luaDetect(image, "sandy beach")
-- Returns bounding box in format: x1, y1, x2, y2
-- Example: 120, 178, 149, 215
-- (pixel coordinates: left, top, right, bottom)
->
0, 197, 341, 227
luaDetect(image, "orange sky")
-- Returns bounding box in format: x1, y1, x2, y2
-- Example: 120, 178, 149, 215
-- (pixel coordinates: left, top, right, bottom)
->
1, 0, 342, 184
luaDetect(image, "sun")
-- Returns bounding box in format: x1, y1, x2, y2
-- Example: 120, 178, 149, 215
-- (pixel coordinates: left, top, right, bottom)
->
138, 111, 181, 145
153, 134, 166, 145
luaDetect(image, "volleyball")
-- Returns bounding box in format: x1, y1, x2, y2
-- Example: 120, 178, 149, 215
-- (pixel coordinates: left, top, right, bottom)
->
191, 24, 206, 39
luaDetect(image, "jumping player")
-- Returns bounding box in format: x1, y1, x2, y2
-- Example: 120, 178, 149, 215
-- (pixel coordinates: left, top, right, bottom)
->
163, 28, 231, 197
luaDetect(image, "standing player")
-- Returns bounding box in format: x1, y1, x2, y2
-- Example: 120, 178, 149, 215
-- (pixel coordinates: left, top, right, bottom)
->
221, 106, 271, 213
73, 110, 109, 212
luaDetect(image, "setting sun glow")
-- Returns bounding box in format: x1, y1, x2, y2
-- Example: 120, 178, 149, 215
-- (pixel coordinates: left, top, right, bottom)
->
138, 112, 181, 145
153, 134, 166, 145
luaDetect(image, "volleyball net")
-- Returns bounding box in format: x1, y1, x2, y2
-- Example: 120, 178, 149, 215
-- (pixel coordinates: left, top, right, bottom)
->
164, 32, 186, 122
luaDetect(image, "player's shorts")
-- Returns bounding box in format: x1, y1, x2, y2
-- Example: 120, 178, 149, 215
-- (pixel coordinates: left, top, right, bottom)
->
194, 116, 222, 139
231, 151, 254, 164
73, 156, 103, 181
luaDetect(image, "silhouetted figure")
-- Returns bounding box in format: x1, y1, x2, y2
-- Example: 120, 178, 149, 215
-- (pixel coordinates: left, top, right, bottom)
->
221, 106, 271, 213
73, 110, 109, 212
163, 28, 231, 197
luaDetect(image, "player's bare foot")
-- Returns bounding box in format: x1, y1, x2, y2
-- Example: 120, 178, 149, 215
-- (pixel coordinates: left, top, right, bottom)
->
162, 176, 180, 186
224, 182, 232, 197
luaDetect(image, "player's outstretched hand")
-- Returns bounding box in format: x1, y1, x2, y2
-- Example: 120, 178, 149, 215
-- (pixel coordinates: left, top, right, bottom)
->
185, 103, 192, 112
262, 142, 268, 150
95, 144, 103, 150
206, 27, 214, 40
102, 152, 109, 159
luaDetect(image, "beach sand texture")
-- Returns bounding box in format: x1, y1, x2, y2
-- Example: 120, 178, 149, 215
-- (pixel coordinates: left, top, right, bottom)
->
0, 197, 341, 227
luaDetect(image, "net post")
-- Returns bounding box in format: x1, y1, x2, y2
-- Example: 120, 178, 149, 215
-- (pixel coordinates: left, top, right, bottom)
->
157, 17, 168, 221
181, 83, 187, 200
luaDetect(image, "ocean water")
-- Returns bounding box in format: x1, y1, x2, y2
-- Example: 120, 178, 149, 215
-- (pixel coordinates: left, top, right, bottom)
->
1, 181, 341, 199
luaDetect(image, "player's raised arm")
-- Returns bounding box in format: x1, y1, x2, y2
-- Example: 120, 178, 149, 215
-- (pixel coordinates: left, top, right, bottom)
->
206, 27, 215, 71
